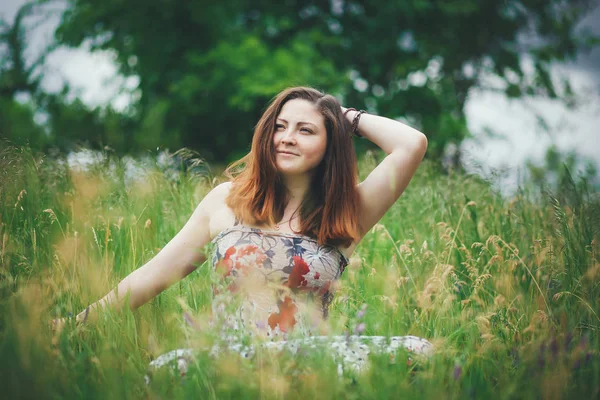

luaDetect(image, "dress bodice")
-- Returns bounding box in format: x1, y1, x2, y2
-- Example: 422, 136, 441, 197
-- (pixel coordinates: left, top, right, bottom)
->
208, 221, 349, 339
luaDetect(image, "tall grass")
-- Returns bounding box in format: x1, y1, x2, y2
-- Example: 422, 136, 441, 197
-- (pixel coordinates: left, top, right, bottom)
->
0, 143, 598, 399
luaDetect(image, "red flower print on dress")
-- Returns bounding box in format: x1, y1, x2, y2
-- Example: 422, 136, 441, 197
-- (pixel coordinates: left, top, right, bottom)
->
287, 256, 310, 290
216, 245, 268, 278
235, 245, 267, 276
238, 245, 261, 257
314, 272, 320, 280
317, 280, 331, 296
267, 295, 297, 332
216, 246, 236, 277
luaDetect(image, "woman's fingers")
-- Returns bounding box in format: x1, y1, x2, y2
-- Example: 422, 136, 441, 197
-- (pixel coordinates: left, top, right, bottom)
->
49, 318, 66, 333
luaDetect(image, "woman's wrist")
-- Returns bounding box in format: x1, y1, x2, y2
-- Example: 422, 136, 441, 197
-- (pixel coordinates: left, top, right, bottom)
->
74, 306, 90, 325
342, 106, 358, 123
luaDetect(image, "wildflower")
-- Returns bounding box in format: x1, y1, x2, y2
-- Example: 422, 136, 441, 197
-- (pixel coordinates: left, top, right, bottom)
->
354, 322, 366, 335
453, 365, 462, 380
578, 334, 589, 350
183, 312, 201, 331
356, 304, 367, 319
550, 337, 558, 359
584, 352, 592, 366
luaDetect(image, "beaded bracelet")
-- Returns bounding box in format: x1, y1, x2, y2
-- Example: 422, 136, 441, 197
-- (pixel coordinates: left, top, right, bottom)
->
343, 108, 366, 138
343, 107, 357, 118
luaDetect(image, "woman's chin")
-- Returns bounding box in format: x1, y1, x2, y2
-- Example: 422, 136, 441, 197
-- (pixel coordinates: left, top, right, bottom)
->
276, 160, 318, 177
276, 166, 308, 177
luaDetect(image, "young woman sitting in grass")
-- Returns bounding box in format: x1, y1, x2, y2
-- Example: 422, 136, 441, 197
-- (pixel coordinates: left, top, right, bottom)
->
53, 86, 432, 379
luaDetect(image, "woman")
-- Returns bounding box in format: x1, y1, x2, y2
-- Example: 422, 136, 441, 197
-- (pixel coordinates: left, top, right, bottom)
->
54, 86, 431, 380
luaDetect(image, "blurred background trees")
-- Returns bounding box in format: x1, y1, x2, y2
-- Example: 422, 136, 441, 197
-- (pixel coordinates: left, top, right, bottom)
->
1, 0, 598, 167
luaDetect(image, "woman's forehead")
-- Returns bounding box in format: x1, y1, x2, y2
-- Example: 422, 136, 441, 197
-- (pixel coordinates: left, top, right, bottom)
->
279, 99, 324, 127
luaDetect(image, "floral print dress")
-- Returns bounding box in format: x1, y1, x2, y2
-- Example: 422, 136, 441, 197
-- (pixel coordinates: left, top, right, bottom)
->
208, 220, 348, 339
145, 221, 433, 384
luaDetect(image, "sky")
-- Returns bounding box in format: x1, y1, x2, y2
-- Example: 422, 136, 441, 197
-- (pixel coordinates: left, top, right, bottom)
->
2, 0, 599, 198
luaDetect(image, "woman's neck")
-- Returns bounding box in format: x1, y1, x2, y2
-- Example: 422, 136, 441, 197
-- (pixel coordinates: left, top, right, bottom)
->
281, 174, 312, 210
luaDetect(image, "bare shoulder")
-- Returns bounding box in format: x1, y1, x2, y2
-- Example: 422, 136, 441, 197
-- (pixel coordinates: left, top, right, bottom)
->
207, 181, 233, 200
199, 181, 229, 206
204, 181, 236, 239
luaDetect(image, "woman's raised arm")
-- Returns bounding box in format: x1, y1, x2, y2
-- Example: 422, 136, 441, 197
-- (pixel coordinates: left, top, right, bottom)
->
341, 107, 428, 240
57, 182, 230, 327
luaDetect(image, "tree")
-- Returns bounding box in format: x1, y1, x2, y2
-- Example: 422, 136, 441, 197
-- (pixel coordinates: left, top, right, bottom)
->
0, 1, 139, 154
0, 1, 50, 150
51, 0, 600, 162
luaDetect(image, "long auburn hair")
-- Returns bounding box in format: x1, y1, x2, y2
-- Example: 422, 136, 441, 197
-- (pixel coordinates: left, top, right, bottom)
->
224, 86, 360, 248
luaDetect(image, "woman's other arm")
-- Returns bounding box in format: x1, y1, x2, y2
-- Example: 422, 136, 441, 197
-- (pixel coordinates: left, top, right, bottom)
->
342, 107, 428, 240
68, 182, 230, 325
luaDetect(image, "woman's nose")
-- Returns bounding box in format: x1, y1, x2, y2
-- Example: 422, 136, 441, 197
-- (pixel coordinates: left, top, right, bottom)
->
280, 129, 296, 144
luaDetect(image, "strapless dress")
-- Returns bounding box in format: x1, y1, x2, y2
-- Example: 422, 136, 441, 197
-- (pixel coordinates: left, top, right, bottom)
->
145, 222, 433, 384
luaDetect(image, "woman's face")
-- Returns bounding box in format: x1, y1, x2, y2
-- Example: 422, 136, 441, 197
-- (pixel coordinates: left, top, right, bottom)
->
273, 98, 328, 177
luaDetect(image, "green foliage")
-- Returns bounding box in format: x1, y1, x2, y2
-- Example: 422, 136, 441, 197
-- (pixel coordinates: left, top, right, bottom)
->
42, 92, 136, 153
43, 0, 600, 160
1, 0, 597, 162
0, 99, 49, 150
166, 33, 347, 160
0, 145, 599, 398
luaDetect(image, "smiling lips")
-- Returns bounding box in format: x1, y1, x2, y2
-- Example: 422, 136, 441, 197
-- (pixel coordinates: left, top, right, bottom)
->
278, 151, 299, 156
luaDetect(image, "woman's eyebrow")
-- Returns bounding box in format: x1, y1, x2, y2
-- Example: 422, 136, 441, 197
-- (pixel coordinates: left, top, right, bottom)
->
277, 118, 317, 129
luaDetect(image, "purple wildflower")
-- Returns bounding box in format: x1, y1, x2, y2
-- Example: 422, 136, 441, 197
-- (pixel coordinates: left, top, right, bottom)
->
453, 365, 462, 380
354, 322, 366, 335
183, 311, 201, 331
550, 337, 558, 359
578, 334, 589, 350
356, 304, 368, 319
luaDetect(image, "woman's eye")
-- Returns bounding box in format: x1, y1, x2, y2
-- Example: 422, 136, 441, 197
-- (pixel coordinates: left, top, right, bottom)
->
275, 124, 312, 134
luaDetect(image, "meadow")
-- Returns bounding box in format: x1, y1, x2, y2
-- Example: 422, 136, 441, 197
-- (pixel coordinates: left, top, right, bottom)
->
1, 144, 598, 399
